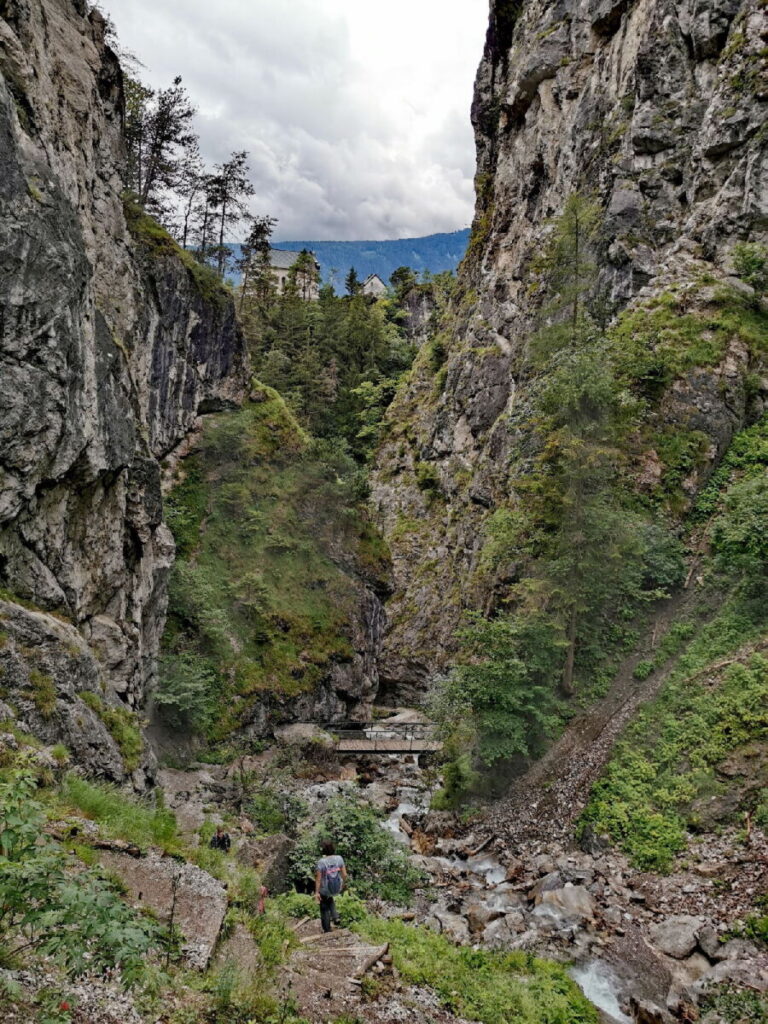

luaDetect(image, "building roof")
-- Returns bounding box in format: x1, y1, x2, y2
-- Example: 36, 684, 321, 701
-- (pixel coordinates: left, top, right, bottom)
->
363, 274, 386, 285
269, 248, 318, 270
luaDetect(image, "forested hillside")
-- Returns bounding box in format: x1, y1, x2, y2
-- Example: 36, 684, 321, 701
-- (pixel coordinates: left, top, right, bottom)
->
267, 229, 471, 284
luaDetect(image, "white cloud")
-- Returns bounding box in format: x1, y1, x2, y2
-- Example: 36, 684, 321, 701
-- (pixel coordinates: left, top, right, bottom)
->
101, 0, 487, 240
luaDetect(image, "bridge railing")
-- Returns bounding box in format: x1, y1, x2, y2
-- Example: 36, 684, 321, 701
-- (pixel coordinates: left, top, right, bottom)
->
324, 720, 440, 753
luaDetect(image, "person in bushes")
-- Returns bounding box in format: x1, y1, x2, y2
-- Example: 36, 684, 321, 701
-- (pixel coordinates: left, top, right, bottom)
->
209, 824, 231, 852
314, 839, 347, 932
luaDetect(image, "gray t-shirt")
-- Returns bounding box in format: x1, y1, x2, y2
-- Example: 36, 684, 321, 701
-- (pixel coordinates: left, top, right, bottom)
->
316, 854, 345, 895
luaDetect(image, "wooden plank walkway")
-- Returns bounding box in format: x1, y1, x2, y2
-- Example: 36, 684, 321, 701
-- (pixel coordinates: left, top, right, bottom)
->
335, 737, 442, 753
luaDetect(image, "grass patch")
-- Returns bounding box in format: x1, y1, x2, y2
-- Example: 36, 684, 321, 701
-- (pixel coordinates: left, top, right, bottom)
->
353, 917, 597, 1024
27, 670, 56, 718
60, 775, 179, 852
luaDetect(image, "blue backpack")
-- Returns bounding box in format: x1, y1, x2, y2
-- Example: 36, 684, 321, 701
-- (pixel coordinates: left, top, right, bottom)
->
324, 862, 343, 896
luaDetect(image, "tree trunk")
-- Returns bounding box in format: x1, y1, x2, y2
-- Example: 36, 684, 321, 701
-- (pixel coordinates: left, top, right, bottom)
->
562, 605, 577, 696
217, 199, 227, 278
200, 204, 209, 260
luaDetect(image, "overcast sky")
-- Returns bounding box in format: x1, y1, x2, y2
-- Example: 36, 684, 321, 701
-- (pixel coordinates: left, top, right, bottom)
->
101, 0, 488, 241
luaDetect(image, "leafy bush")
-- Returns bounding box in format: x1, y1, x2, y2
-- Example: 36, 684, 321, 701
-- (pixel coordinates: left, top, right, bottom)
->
288, 795, 427, 904
712, 474, 768, 586
633, 660, 654, 681
733, 241, 768, 298
0, 763, 162, 989
246, 787, 306, 836
433, 612, 565, 772
154, 652, 218, 732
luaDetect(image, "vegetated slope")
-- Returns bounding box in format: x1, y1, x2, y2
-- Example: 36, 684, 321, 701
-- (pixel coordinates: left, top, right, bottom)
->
0, 0, 246, 783
370, 0, 767, 702
157, 385, 389, 748
227, 229, 471, 284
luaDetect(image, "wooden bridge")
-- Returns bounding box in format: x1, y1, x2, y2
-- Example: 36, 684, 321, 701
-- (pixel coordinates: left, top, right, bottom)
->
325, 717, 442, 755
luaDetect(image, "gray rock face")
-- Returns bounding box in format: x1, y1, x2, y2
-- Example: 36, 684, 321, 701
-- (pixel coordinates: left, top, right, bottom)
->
97, 849, 228, 969
0, 1, 247, 771
648, 915, 704, 959
370, 0, 768, 692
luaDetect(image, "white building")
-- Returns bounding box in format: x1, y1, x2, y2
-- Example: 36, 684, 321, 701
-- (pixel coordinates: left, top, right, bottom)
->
361, 273, 388, 298
269, 248, 321, 300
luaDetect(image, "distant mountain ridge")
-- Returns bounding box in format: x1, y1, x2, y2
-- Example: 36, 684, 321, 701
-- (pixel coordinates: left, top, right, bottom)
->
230, 229, 470, 285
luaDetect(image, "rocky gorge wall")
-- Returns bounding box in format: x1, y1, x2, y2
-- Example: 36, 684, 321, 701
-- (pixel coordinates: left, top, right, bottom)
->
371, 0, 768, 697
0, 0, 247, 782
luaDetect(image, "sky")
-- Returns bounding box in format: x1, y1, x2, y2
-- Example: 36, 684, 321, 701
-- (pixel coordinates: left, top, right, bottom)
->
101, 0, 489, 241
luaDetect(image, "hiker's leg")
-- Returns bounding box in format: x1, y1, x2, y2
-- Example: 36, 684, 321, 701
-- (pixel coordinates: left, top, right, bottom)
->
320, 895, 332, 932
329, 895, 340, 925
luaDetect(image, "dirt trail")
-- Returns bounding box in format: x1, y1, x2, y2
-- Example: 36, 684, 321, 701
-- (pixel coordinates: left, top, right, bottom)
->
483, 589, 696, 846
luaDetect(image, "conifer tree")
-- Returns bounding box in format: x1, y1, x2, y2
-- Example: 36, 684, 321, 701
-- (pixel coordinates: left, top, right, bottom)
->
236, 215, 277, 312
345, 267, 360, 296
209, 151, 255, 278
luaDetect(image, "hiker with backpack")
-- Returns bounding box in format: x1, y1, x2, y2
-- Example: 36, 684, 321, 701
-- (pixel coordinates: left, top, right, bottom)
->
314, 839, 347, 932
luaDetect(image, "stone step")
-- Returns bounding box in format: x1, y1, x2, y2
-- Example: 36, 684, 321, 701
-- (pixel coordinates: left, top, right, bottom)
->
284, 918, 389, 1019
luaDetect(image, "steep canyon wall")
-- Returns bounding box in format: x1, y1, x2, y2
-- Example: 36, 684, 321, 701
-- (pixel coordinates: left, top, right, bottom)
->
0, 0, 247, 781
372, 0, 768, 697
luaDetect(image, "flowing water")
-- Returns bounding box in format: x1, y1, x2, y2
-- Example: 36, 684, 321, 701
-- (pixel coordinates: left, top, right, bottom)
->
569, 961, 632, 1024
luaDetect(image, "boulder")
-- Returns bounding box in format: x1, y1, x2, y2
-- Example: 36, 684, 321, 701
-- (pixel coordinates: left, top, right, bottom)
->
530, 871, 564, 903
693, 958, 768, 994
425, 910, 470, 944
630, 998, 672, 1024
712, 937, 759, 962
536, 884, 595, 925
668, 952, 711, 1002
236, 833, 293, 891
97, 850, 227, 969
696, 921, 721, 959
482, 916, 515, 949
648, 916, 703, 960
605, 926, 673, 1006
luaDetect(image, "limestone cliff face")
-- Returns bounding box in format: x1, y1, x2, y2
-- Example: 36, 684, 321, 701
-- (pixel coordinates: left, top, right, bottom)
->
371, 0, 767, 697
0, 0, 247, 781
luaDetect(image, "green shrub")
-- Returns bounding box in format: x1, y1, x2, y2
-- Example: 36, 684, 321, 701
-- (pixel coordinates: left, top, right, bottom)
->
288, 795, 427, 904
712, 474, 768, 585
246, 787, 306, 836
633, 660, 654, 681
733, 241, 768, 298
414, 460, 441, 493
0, 762, 162, 990
154, 653, 218, 732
